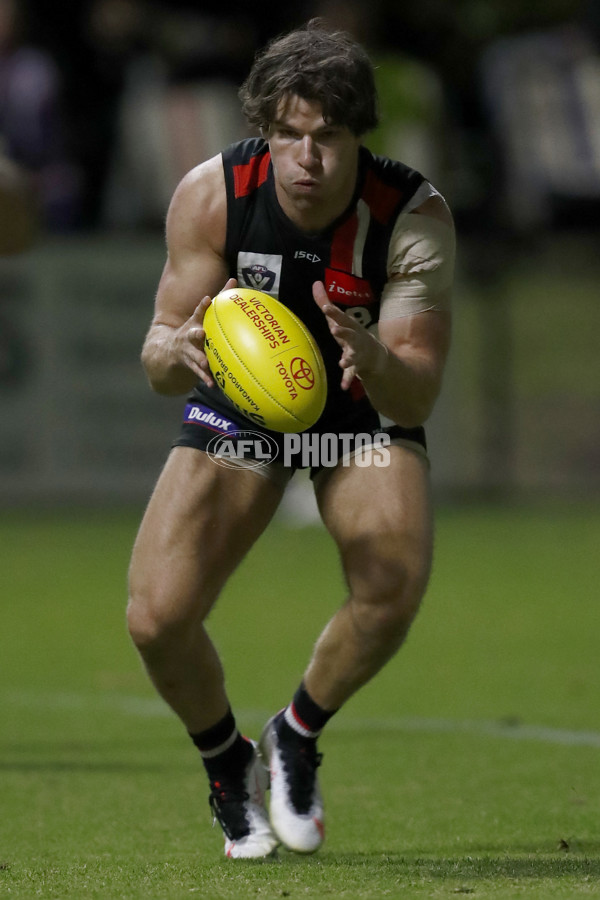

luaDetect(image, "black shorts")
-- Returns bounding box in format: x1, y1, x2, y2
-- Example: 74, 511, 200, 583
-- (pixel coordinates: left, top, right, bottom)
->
172, 392, 427, 481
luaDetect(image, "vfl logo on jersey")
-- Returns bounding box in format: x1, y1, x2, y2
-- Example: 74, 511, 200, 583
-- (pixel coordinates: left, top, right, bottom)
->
238, 252, 282, 295
242, 265, 275, 291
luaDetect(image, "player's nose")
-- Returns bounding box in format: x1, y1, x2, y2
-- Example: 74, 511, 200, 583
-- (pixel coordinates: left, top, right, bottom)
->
299, 136, 320, 167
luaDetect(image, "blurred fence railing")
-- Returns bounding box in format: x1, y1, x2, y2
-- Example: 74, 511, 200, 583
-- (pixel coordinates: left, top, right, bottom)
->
0, 235, 180, 504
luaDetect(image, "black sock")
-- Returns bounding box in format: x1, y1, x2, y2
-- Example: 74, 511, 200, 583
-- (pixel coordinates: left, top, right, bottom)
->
277, 682, 339, 742
189, 708, 253, 783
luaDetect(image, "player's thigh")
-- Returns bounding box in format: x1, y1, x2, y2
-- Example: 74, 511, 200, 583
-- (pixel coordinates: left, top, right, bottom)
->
128, 446, 285, 627
314, 444, 434, 603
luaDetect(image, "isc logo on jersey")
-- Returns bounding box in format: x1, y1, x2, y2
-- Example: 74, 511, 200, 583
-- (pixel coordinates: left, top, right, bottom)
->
203, 288, 327, 433
294, 250, 321, 262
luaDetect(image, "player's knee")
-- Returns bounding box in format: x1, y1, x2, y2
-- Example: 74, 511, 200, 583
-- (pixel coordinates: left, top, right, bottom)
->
348, 554, 427, 642
353, 593, 418, 646
127, 595, 163, 653
126, 588, 189, 656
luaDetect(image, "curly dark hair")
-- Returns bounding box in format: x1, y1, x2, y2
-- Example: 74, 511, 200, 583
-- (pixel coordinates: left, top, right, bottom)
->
239, 19, 379, 137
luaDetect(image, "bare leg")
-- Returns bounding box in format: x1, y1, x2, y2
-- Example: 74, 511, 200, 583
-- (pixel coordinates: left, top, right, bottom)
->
127, 447, 285, 733
305, 445, 433, 710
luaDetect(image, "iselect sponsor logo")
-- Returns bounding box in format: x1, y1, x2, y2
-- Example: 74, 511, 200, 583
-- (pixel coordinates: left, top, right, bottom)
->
184, 404, 236, 433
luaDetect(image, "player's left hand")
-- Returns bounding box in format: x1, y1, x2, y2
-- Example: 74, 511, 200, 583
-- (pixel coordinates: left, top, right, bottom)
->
312, 281, 387, 390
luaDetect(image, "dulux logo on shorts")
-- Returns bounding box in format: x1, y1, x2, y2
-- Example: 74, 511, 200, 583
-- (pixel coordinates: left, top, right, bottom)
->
184, 404, 235, 433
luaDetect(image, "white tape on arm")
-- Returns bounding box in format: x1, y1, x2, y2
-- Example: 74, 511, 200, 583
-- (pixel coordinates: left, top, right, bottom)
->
380, 198, 456, 320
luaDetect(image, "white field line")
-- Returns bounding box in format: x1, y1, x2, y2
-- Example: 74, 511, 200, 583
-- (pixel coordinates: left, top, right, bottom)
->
3, 689, 600, 749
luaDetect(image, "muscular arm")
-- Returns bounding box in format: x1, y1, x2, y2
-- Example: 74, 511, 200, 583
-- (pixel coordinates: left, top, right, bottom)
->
141, 155, 231, 395
363, 307, 451, 426
314, 192, 454, 428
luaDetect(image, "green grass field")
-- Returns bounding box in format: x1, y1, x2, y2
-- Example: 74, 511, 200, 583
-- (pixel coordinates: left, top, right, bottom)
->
1, 503, 599, 898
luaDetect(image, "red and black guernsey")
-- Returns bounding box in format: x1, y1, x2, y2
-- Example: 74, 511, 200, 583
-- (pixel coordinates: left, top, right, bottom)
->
193, 137, 426, 435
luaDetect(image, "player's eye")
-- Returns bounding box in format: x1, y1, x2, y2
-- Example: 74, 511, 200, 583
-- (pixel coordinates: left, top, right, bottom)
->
319, 128, 341, 142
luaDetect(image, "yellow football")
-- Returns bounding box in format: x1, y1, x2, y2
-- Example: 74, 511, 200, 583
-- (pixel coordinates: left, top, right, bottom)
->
203, 288, 327, 433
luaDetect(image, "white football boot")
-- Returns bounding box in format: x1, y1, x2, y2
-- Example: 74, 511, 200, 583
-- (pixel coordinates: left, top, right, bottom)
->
259, 715, 325, 853
208, 739, 279, 859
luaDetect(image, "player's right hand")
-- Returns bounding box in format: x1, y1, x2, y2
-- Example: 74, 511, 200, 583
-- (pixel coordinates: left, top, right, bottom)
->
176, 277, 237, 387
177, 295, 213, 387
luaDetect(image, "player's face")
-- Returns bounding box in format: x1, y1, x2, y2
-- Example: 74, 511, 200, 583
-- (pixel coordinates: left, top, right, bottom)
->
267, 95, 361, 231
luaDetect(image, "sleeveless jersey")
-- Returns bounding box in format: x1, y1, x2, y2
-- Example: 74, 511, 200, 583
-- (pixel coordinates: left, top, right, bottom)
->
192, 137, 426, 434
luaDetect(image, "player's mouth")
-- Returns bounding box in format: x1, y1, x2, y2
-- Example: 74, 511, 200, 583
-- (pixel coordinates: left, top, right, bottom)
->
294, 178, 319, 191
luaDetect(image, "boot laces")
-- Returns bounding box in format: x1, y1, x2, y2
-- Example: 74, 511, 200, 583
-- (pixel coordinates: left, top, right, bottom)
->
279, 739, 323, 814
208, 779, 251, 841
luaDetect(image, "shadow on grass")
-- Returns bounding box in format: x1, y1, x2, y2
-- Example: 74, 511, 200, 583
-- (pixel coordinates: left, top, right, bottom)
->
304, 848, 600, 880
